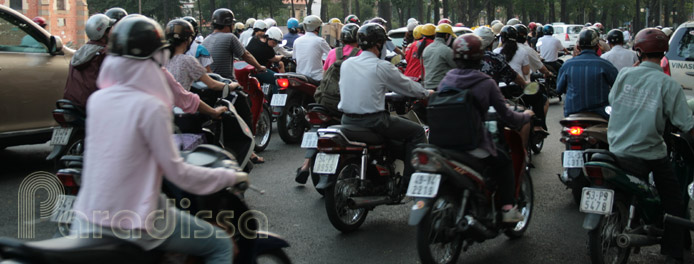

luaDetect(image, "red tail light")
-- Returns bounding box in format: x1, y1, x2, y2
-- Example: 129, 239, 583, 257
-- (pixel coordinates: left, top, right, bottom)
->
570, 145, 583, 150
57, 173, 77, 187
317, 137, 343, 152
661, 56, 670, 76
568, 126, 584, 136
52, 112, 76, 126
584, 166, 604, 185
307, 111, 330, 125
565, 33, 570, 41
277, 78, 289, 90
416, 152, 429, 165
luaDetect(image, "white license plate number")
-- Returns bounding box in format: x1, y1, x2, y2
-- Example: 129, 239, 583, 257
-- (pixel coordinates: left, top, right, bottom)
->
563, 150, 584, 168
50, 195, 76, 223
270, 94, 287, 106
579, 188, 614, 215
261, 83, 270, 95
313, 153, 340, 174
406, 173, 442, 198
301, 132, 318, 148
50, 127, 73, 146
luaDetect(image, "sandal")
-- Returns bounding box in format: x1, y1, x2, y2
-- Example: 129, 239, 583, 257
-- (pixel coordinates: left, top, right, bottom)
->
250, 155, 265, 164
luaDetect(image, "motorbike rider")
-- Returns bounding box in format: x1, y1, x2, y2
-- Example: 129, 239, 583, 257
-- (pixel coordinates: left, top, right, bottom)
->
474, 26, 527, 87
246, 26, 284, 93
104, 7, 127, 23
557, 28, 617, 119
410, 24, 436, 80
284, 18, 301, 48
607, 28, 694, 264
70, 16, 247, 264
403, 20, 419, 49
529, 22, 543, 49
181, 16, 214, 72
436, 33, 533, 223
513, 24, 552, 133
600, 29, 638, 71
293, 15, 331, 82
369, 17, 406, 57
233, 22, 245, 37
338, 23, 431, 184
238, 18, 256, 47
422, 24, 457, 90
537, 25, 569, 74
493, 26, 530, 82
344, 14, 360, 25
250, 20, 268, 43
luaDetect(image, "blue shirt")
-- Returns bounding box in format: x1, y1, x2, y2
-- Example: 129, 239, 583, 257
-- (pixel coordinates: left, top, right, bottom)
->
283, 32, 300, 48
557, 49, 618, 118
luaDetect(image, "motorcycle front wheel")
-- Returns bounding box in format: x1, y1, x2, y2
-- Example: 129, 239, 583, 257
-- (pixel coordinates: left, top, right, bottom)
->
254, 105, 272, 152
505, 171, 534, 239
416, 194, 463, 264
277, 96, 306, 144
325, 162, 367, 232
588, 199, 631, 264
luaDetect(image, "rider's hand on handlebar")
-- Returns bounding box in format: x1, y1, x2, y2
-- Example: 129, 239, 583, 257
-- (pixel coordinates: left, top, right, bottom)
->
523, 109, 535, 117
212, 106, 229, 119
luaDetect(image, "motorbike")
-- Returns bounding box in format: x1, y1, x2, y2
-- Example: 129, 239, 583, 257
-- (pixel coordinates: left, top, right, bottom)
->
299, 103, 343, 196
0, 145, 291, 264
407, 108, 534, 264
499, 82, 547, 156
46, 100, 86, 168
580, 125, 694, 264
313, 93, 426, 232
233, 61, 273, 152
530, 72, 561, 102
272, 73, 319, 144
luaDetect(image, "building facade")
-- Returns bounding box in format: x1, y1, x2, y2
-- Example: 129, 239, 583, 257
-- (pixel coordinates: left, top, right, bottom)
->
1, 0, 89, 48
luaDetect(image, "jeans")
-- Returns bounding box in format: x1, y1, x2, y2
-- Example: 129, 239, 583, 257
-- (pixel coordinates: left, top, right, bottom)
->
253, 70, 278, 95
520, 92, 548, 130
156, 209, 233, 264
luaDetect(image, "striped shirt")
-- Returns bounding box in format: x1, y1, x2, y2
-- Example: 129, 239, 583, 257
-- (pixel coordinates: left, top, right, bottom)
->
202, 32, 246, 80
557, 49, 618, 117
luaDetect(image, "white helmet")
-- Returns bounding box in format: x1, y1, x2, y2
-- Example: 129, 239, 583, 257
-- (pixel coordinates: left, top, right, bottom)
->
407, 21, 419, 31
253, 20, 268, 31
407, 18, 418, 25
245, 18, 256, 29
474, 26, 495, 49
266, 27, 283, 42
264, 18, 277, 27
302, 15, 323, 32
661, 27, 673, 37
86, 14, 114, 41
506, 18, 521, 25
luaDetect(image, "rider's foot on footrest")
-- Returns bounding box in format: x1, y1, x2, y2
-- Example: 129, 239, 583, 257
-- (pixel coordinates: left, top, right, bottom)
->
502, 205, 524, 223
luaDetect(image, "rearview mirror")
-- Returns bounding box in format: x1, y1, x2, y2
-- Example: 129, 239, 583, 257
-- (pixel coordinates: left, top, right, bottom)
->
49, 36, 63, 55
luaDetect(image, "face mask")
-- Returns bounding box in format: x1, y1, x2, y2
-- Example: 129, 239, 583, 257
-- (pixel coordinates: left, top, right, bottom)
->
151, 48, 171, 67
379, 43, 388, 60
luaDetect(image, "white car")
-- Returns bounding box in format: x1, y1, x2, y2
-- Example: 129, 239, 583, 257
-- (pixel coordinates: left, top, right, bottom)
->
388, 26, 473, 48
664, 21, 694, 92
551, 23, 583, 50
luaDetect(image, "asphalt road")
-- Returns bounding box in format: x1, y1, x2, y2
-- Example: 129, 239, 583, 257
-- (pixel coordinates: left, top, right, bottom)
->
1, 98, 693, 263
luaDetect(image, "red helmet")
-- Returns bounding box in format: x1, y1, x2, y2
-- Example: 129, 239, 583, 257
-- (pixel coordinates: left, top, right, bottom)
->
528, 22, 537, 31
594, 22, 603, 30
633, 28, 669, 54
32, 16, 47, 27
452, 33, 484, 61
454, 23, 463, 27
438, 18, 452, 25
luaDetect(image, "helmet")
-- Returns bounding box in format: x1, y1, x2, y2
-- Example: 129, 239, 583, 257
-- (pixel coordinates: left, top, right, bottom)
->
506, 18, 521, 25
585, 23, 592, 27
578, 28, 600, 48
606, 29, 624, 44
245, 18, 256, 29
499, 25, 518, 42
438, 18, 452, 25
330, 18, 341, 24
528, 22, 537, 31
452, 34, 484, 61
473, 26, 495, 49
490, 20, 501, 26
513, 24, 528, 43
264, 18, 277, 27
341, 23, 360, 43
492, 23, 503, 34
357, 23, 389, 50
662, 27, 673, 37
212, 8, 235, 26
633, 28, 669, 54
542, 25, 553, 35
413, 25, 424, 40
32, 17, 47, 27
594, 22, 603, 32
454, 23, 464, 27
181, 16, 198, 34
588, 26, 601, 36
370, 17, 387, 26
86, 14, 115, 41
108, 16, 168, 59
345, 14, 360, 24
105, 7, 128, 23
266, 27, 283, 42
234, 22, 245, 31
302, 15, 323, 32
421, 24, 436, 37
165, 19, 195, 44
287, 18, 299, 29
253, 20, 268, 31
407, 18, 418, 25
435, 23, 456, 37
407, 21, 419, 31
656, 25, 663, 30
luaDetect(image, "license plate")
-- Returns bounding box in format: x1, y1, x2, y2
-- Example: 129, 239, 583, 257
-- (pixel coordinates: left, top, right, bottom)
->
563, 150, 584, 168
313, 153, 340, 174
50, 195, 76, 223
270, 94, 287, 106
261, 83, 270, 95
579, 188, 614, 215
406, 173, 441, 198
50, 127, 73, 146
301, 132, 318, 148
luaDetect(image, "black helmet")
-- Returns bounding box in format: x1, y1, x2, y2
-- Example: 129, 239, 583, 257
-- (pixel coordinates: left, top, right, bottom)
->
341, 23, 360, 44
542, 25, 554, 35
513, 24, 528, 43
357, 23, 389, 50
578, 28, 600, 48
606, 29, 624, 45
370, 17, 387, 26
499, 25, 518, 42
181, 16, 198, 34
105, 7, 128, 23
108, 16, 168, 59
212, 8, 235, 26
166, 19, 195, 45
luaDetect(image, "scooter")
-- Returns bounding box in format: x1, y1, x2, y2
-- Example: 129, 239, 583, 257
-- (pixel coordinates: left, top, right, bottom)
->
0, 145, 291, 264
46, 100, 86, 168
233, 61, 273, 152
272, 73, 319, 144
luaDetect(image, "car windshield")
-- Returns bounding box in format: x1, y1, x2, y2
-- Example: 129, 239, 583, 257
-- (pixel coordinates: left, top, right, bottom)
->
389, 32, 405, 47
568, 26, 583, 34
677, 28, 694, 60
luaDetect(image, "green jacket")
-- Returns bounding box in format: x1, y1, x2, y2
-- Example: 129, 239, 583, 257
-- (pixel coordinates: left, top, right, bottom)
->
607, 61, 694, 160
422, 38, 456, 90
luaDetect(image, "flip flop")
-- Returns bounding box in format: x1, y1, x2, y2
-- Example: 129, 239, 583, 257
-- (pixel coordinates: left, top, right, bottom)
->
251, 156, 265, 164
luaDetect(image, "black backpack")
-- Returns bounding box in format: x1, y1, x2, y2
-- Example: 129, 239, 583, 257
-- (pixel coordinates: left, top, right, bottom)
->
427, 87, 484, 151
314, 47, 360, 111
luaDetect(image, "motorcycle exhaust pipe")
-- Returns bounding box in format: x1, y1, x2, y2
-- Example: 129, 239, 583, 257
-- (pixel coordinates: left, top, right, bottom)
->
460, 216, 497, 239
615, 233, 659, 248
347, 196, 392, 209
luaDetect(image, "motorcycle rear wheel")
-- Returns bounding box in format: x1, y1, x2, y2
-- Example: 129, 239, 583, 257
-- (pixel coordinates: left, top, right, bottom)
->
277, 96, 305, 144
254, 105, 272, 152
531, 133, 544, 154
416, 194, 463, 264
588, 199, 631, 264
325, 162, 367, 232
504, 171, 534, 239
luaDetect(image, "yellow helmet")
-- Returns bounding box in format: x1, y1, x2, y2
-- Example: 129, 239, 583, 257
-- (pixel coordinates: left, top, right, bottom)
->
413, 25, 423, 40
435, 23, 456, 37
421, 23, 436, 37
330, 18, 341, 24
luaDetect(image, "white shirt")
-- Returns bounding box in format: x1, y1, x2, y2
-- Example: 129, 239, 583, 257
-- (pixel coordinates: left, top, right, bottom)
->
239, 28, 253, 47
623, 31, 630, 42
601, 45, 638, 71
293, 32, 331, 81
537, 35, 564, 62
520, 43, 544, 81
338, 51, 428, 114
494, 46, 530, 79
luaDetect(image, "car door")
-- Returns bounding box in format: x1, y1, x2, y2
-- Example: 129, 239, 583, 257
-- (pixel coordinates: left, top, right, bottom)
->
667, 26, 694, 91
0, 8, 68, 134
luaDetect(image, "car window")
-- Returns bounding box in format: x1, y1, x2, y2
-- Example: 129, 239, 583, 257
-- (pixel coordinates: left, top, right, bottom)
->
389, 32, 405, 47
677, 28, 694, 60
554, 27, 565, 34
568, 26, 583, 34
0, 13, 48, 53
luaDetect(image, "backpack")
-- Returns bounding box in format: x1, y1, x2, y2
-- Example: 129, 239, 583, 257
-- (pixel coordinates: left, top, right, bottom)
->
314, 47, 360, 111
427, 87, 484, 151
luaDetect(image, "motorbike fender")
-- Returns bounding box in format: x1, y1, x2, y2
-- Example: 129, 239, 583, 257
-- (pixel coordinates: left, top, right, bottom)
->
408, 198, 434, 226
315, 173, 337, 190
583, 213, 602, 230
46, 145, 67, 160
254, 231, 291, 254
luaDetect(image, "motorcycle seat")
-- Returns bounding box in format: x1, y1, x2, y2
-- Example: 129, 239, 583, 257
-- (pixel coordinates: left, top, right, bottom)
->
328, 125, 385, 145
308, 103, 342, 118
437, 148, 486, 174
0, 236, 155, 264
560, 112, 608, 127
